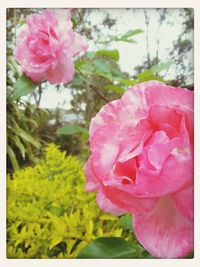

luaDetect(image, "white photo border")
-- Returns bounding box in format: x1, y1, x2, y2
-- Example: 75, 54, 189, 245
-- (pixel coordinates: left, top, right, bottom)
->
1, 1, 200, 267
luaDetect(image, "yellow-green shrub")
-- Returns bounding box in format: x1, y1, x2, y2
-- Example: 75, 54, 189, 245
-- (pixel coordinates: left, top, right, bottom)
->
7, 144, 135, 258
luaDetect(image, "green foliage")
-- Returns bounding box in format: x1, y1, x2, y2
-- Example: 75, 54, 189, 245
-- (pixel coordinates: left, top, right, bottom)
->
118, 64, 170, 89
119, 214, 132, 230
7, 100, 41, 171
77, 237, 144, 259
150, 62, 172, 72
103, 84, 125, 94
7, 144, 140, 259
76, 49, 127, 81
99, 29, 143, 44
136, 70, 165, 83
13, 75, 39, 100
95, 49, 119, 61
75, 48, 128, 98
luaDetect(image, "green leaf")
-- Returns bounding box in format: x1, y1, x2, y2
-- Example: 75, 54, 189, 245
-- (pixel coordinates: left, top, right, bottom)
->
103, 84, 125, 94
13, 75, 39, 99
75, 60, 95, 75
11, 126, 40, 149
49, 236, 63, 250
93, 59, 111, 73
137, 70, 164, 82
77, 237, 140, 259
57, 125, 88, 135
93, 59, 112, 80
119, 214, 132, 230
119, 79, 137, 86
122, 29, 143, 38
7, 145, 19, 170
85, 51, 96, 59
71, 74, 84, 87
80, 132, 89, 140
99, 29, 143, 44
185, 251, 194, 258
99, 214, 116, 221
151, 62, 172, 73
118, 38, 137, 43
96, 49, 119, 61
12, 135, 26, 159
141, 250, 155, 258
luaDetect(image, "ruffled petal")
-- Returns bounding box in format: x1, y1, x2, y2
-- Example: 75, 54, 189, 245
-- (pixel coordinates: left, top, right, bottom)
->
68, 32, 88, 57
172, 185, 194, 221
96, 190, 126, 216
45, 58, 75, 84
139, 81, 193, 111
135, 153, 193, 197
103, 183, 158, 214
84, 156, 99, 192
133, 196, 194, 258
89, 98, 148, 181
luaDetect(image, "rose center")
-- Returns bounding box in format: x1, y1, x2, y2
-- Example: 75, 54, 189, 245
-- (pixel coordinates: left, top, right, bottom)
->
113, 157, 138, 185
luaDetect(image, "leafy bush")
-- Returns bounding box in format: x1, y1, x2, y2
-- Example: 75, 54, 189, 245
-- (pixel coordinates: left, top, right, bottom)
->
7, 99, 41, 172
7, 144, 140, 259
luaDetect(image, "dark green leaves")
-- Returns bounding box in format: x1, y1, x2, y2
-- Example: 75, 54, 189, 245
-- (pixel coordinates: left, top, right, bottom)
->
13, 75, 39, 99
57, 125, 88, 135
77, 237, 142, 259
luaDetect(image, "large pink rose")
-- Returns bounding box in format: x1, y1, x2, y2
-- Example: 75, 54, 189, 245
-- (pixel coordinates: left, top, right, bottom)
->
84, 81, 194, 258
15, 9, 88, 84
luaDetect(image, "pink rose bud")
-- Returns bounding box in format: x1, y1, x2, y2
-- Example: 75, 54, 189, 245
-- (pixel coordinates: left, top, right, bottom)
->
84, 81, 194, 258
15, 9, 88, 84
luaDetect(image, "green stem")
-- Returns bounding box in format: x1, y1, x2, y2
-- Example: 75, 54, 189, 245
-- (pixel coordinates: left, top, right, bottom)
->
75, 67, 109, 103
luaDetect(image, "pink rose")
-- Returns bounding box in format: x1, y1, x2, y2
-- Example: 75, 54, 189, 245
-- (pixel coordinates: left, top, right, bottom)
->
15, 9, 88, 84
84, 81, 193, 258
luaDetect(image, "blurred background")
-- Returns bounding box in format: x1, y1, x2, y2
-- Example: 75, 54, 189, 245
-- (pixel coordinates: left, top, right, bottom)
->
7, 8, 194, 172
6, 8, 194, 259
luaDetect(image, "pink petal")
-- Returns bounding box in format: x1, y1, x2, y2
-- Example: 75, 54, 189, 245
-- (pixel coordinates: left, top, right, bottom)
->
92, 137, 119, 182
23, 70, 45, 82
54, 8, 72, 21
135, 153, 193, 197
96, 190, 126, 216
150, 105, 182, 131
89, 99, 149, 181
68, 32, 88, 57
133, 196, 194, 258
135, 131, 193, 197
147, 136, 181, 171
103, 183, 158, 214
90, 88, 147, 145
84, 156, 99, 192
172, 185, 194, 221
139, 81, 193, 111
45, 58, 75, 84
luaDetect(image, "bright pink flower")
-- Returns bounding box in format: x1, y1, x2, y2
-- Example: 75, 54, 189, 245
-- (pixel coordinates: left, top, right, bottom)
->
15, 9, 88, 84
84, 81, 194, 258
